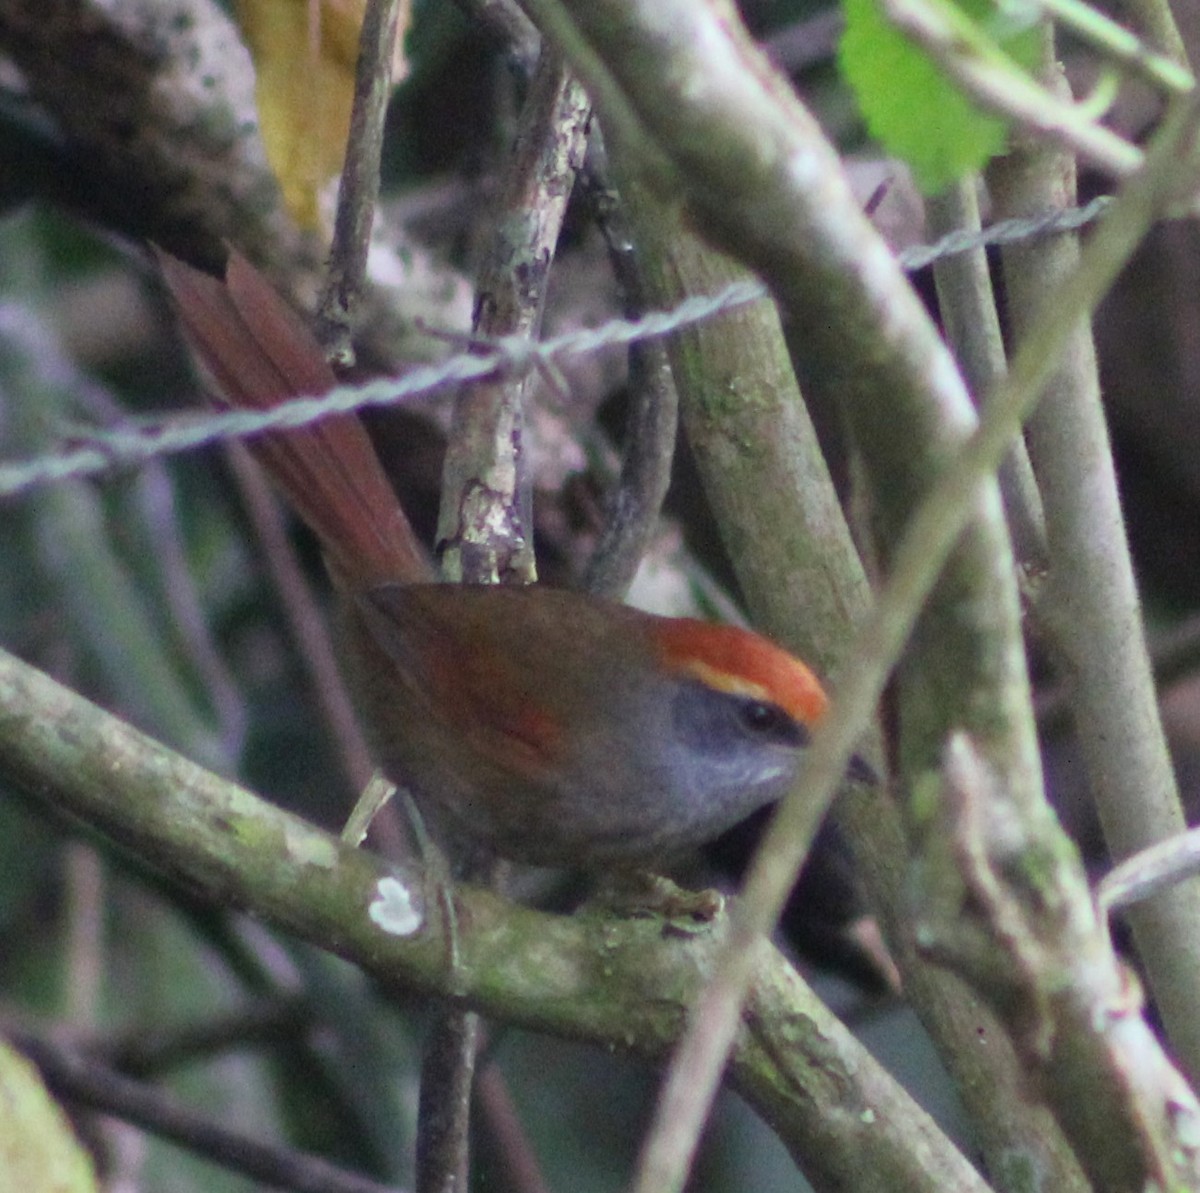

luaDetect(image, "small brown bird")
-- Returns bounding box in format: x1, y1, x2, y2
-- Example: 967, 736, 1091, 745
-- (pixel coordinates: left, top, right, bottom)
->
160, 251, 865, 866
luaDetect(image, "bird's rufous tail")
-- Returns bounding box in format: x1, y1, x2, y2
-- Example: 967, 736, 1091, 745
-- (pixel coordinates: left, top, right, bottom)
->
157, 250, 430, 586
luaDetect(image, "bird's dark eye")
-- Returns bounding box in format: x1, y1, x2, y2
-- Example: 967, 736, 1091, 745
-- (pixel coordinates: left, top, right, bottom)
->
741, 701, 783, 733
737, 699, 806, 746
672, 682, 808, 752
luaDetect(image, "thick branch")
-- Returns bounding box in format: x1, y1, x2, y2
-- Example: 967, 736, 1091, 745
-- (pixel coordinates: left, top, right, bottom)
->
0, 644, 981, 1193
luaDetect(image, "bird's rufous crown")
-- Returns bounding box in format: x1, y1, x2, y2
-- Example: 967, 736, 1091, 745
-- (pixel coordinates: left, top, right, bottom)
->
652, 620, 828, 728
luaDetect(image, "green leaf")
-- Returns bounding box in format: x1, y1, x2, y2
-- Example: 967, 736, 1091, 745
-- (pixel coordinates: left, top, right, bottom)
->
839, 0, 1041, 193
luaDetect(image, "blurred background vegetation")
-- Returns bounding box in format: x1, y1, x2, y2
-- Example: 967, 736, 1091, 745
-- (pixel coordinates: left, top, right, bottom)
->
0, 0, 1197, 1189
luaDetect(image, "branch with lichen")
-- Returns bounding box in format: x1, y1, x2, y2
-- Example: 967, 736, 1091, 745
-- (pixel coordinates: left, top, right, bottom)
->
0, 642, 982, 1193
437, 48, 590, 585
913, 734, 1200, 1188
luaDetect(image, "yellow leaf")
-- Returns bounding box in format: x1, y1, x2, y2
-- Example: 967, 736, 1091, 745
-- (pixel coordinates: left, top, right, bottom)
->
237, 0, 410, 231
0, 1041, 98, 1193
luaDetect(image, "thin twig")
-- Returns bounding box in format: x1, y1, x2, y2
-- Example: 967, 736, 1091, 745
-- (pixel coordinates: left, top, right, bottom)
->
103, 996, 314, 1077
927, 180, 1047, 574
315, 0, 409, 361
1100, 825, 1200, 912
1105, 0, 1190, 71
416, 1010, 482, 1193
474, 1061, 552, 1193
226, 446, 412, 858
579, 131, 677, 600
225, 445, 376, 792
1033, 0, 1193, 94
122, 462, 249, 762
882, 0, 1144, 177
67, 348, 251, 760
10, 1028, 405, 1193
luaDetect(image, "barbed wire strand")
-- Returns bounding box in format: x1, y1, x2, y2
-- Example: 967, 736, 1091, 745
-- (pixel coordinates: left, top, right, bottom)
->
0, 196, 1113, 500
897, 193, 1112, 270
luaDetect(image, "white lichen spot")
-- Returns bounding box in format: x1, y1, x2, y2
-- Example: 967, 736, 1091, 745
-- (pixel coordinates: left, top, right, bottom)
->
860, 1108, 876, 1125
369, 876, 423, 937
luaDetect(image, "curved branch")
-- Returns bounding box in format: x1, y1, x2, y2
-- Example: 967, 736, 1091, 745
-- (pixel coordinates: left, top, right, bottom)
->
0, 643, 980, 1193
